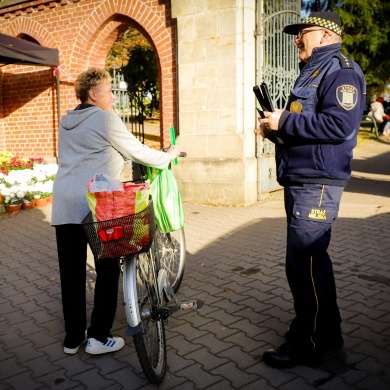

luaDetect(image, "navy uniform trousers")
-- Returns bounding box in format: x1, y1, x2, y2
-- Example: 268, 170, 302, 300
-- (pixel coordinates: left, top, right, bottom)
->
284, 183, 344, 351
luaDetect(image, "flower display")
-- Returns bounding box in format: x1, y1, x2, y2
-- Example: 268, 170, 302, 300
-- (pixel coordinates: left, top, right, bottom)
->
0, 152, 44, 174
0, 152, 58, 212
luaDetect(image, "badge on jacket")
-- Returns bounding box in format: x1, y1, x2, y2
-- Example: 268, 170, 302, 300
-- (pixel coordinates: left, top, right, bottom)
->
336, 85, 358, 110
290, 101, 303, 113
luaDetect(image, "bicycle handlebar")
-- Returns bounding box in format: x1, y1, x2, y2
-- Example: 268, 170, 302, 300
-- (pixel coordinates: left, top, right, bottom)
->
162, 148, 187, 158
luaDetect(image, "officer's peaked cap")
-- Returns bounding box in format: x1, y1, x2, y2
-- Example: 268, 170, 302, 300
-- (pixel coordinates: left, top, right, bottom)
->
284, 11, 342, 36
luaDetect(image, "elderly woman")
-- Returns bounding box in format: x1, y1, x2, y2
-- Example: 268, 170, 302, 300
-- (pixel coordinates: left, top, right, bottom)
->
51, 68, 180, 355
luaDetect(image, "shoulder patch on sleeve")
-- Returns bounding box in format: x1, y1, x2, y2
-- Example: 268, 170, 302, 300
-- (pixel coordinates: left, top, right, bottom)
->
336, 85, 358, 110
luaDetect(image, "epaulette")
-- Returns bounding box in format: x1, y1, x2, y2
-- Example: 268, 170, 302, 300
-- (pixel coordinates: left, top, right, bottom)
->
336, 53, 354, 69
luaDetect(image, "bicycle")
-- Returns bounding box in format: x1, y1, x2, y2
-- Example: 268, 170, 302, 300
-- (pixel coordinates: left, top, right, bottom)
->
82, 172, 196, 383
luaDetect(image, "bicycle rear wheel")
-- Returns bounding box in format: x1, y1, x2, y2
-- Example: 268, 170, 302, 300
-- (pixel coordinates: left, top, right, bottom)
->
156, 227, 186, 293
133, 242, 167, 383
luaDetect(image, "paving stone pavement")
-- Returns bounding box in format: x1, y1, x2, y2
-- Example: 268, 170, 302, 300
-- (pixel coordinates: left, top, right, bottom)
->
1, 138, 390, 390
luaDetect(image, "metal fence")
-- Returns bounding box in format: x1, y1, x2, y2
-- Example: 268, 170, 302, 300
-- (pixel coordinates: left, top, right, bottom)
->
111, 69, 145, 143
256, 0, 301, 196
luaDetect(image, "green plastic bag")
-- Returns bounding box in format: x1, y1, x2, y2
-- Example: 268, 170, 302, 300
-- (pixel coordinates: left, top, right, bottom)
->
147, 166, 184, 233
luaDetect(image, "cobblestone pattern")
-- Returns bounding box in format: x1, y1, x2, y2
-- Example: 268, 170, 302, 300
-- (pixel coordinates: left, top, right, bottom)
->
0, 140, 389, 389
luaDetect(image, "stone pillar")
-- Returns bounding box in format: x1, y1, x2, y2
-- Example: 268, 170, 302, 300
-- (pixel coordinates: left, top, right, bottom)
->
171, 0, 258, 205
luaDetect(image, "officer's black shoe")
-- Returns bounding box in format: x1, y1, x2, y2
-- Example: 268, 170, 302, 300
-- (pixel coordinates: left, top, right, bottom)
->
263, 342, 322, 369
285, 330, 344, 350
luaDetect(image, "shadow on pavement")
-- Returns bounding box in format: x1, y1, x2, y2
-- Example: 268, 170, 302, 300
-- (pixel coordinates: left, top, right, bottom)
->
1, 136, 390, 389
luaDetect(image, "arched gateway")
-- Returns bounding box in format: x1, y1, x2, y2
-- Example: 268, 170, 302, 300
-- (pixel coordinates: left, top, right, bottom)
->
1, 0, 301, 205
0, 0, 177, 157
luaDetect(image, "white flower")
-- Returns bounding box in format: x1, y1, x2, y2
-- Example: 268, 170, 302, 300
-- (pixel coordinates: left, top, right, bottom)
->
1, 187, 11, 196
4, 175, 17, 186
16, 190, 25, 199
34, 181, 45, 192
43, 180, 54, 193
33, 171, 46, 182
33, 163, 58, 181
44, 163, 58, 176
18, 170, 35, 185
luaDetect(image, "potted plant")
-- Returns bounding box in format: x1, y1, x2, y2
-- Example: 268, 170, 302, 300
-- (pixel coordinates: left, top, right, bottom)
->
1, 188, 24, 214
22, 187, 37, 210
33, 182, 49, 207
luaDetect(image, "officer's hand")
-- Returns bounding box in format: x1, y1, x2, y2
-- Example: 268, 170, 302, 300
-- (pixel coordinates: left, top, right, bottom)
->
260, 109, 283, 131
256, 122, 273, 139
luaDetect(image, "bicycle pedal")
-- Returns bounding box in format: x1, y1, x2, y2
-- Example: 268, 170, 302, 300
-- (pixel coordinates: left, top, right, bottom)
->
159, 307, 170, 320
179, 299, 204, 311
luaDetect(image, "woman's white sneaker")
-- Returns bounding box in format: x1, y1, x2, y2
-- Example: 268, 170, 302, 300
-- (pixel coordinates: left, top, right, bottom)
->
64, 342, 84, 354
85, 337, 125, 355
64, 333, 87, 354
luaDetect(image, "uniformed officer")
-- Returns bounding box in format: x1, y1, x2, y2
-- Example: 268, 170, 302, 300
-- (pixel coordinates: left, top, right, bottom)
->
259, 12, 366, 368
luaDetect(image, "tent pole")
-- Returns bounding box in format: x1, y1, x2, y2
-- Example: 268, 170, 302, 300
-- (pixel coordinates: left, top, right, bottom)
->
55, 68, 60, 160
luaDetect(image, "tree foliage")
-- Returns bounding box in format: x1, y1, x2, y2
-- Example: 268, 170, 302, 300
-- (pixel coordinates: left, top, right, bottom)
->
338, 1, 390, 94
304, 0, 390, 97
106, 28, 159, 117
105, 28, 150, 69
122, 45, 158, 117
106, 28, 159, 116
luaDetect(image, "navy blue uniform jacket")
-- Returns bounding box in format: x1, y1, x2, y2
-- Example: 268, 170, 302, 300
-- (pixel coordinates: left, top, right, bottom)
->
275, 43, 366, 187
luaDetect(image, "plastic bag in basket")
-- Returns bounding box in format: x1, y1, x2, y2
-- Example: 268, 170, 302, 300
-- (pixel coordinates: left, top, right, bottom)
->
86, 174, 150, 222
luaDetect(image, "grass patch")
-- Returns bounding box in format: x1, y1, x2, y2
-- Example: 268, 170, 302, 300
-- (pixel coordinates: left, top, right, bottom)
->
357, 127, 378, 146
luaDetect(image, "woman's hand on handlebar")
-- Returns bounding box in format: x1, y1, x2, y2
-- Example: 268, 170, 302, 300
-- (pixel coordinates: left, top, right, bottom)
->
166, 145, 181, 160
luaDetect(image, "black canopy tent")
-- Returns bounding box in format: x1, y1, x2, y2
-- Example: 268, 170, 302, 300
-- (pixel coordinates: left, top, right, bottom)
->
0, 32, 59, 66
0, 33, 60, 156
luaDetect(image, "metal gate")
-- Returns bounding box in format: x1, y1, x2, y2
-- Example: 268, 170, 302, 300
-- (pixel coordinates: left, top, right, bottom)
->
111, 69, 145, 143
255, 0, 301, 197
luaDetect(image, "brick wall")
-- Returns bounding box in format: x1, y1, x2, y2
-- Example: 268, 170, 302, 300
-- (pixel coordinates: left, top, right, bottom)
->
0, 0, 177, 158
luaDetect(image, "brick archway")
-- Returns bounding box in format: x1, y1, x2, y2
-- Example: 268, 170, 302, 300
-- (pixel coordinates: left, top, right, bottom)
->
67, 0, 176, 143
0, 0, 176, 156
5, 16, 60, 51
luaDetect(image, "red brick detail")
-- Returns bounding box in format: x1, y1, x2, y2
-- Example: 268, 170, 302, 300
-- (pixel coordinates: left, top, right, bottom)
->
0, 0, 177, 158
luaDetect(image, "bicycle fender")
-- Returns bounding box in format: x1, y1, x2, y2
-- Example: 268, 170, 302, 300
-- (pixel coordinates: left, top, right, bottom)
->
125, 323, 143, 336
123, 257, 142, 329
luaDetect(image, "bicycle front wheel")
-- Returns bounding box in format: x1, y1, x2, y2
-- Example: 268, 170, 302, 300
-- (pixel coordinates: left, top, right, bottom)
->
133, 243, 167, 383
156, 227, 186, 293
